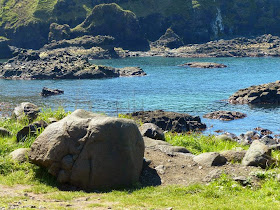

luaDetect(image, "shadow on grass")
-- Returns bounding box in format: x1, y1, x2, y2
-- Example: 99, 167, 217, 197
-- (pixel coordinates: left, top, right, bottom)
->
33, 165, 161, 193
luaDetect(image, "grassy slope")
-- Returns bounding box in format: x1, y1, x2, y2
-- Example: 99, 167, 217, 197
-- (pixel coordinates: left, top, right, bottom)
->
1, 109, 280, 208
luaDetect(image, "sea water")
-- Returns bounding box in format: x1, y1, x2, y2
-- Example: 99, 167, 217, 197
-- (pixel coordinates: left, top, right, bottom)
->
1, 57, 280, 135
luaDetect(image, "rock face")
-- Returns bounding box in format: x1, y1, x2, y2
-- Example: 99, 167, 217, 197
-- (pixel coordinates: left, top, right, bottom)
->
229, 81, 280, 104
131, 110, 206, 133
151, 28, 184, 49
73, 3, 149, 51
193, 152, 227, 167
0, 50, 146, 79
182, 62, 227, 68
203, 111, 247, 121
0, 38, 12, 59
48, 23, 71, 42
242, 140, 273, 168
12, 102, 40, 121
29, 109, 145, 189
139, 123, 165, 140
41, 87, 64, 97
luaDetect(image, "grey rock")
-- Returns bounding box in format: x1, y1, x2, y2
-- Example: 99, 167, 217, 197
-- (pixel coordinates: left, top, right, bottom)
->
182, 62, 227, 69
29, 109, 144, 190
9, 148, 30, 162
242, 140, 274, 168
12, 102, 40, 121
139, 123, 165, 140
203, 110, 246, 121
143, 137, 171, 148
193, 152, 227, 167
155, 165, 166, 174
259, 135, 278, 146
17, 120, 48, 142
220, 150, 247, 162
41, 87, 64, 97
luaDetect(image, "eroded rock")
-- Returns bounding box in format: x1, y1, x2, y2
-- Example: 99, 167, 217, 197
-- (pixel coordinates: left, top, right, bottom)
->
203, 111, 247, 121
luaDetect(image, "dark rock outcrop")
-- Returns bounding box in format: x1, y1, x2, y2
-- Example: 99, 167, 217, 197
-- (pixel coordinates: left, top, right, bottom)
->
73, 3, 149, 51
151, 28, 184, 49
17, 120, 48, 142
203, 111, 247, 121
48, 23, 71, 42
139, 123, 165, 140
0, 49, 146, 79
131, 110, 206, 133
29, 109, 144, 190
0, 38, 13, 59
181, 62, 227, 69
41, 87, 64, 97
229, 81, 280, 104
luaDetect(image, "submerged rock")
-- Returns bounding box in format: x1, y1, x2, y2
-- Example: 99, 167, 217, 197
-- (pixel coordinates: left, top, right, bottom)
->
131, 110, 206, 133
181, 62, 227, 68
29, 109, 144, 190
229, 81, 280, 104
203, 111, 247, 121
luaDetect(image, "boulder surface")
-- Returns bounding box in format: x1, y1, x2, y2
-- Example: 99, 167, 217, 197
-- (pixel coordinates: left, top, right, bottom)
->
29, 109, 144, 190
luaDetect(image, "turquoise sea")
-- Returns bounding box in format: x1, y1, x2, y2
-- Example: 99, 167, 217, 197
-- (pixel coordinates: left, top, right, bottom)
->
1, 57, 280, 135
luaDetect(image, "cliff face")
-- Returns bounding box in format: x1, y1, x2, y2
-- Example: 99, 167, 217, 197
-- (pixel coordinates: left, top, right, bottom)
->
0, 0, 279, 49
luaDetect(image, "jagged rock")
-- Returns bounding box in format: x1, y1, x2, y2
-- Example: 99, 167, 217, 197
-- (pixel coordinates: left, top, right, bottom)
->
48, 23, 71, 42
203, 111, 246, 121
131, 110, 206, 133
0, 50, 146, 79
29, 109, 144, 189
151, 28, 184, 49
17, 120, 48, 142
9, 148, 30, 162
220, 150, 247, 163
259, 135, 278, 146
12, 102, 40, 121
242, 140, 274, 168
73, 3, 149, 51
139, 123, 165, 140
193, 152, 227, 167
0, 127, 12, 137
239, 131, 261, 145
181, 62, 227, 68
41, 87, 64, 97
229, 81, 280, 104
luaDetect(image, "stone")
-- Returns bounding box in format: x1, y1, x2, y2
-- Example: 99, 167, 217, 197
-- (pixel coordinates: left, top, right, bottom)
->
12, 102, 40, 121
143, 137, 171, 148
17, 120, 48, 142
0, 38, 13, 59
242, 140, 274, 168
181, 62, 227, 69
193, 152, 227, 167
155, 165, 166, 174
203, 169, 223, 182
131, 110, 206, 133
220, 150, 247, 162
0, 127, 11, 137
155, 145, 191, 156
29, 109, 144, 190
151, 28, 184, 49
9, 148, 30, 162
229, 81, 280, 104
139, 123, 165, 140
259, 135, 278, 146
41, 87, 64, 97
203, 111, 247, 121
48, 23, 71, 42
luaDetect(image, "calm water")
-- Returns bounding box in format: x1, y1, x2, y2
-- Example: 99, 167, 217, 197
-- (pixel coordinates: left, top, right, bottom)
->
1, 57, 280, 135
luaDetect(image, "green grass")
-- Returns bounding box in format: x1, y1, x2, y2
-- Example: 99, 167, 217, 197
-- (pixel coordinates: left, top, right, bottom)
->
165, 132, 249, 155
1, 108, 280, 209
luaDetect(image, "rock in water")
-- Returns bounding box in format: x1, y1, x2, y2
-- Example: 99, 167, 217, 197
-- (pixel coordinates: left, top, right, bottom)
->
203, 111, 247, 121
229, 81, 280, 104
41, 87, 64, 97
131, 110, 206, 133
29, 109, 144, 190
181, 62, 227, 68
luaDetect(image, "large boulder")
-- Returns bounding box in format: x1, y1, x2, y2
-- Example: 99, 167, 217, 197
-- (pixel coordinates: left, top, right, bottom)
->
12, 102, 40, 121
242, 140, 274, 168
193, 152, 227, 167
229, 81, 280, 104
131, 110, 206, 133
29, 109, 144, 190
0, 38, 12, 59
72, 3, 149, 51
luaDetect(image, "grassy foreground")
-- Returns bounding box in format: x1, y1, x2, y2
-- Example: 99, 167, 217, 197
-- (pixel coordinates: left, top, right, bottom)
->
1, 108, 280, 209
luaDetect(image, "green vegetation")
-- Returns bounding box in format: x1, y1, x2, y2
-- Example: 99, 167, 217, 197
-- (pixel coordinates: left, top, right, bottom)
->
1, 108, 280, 209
